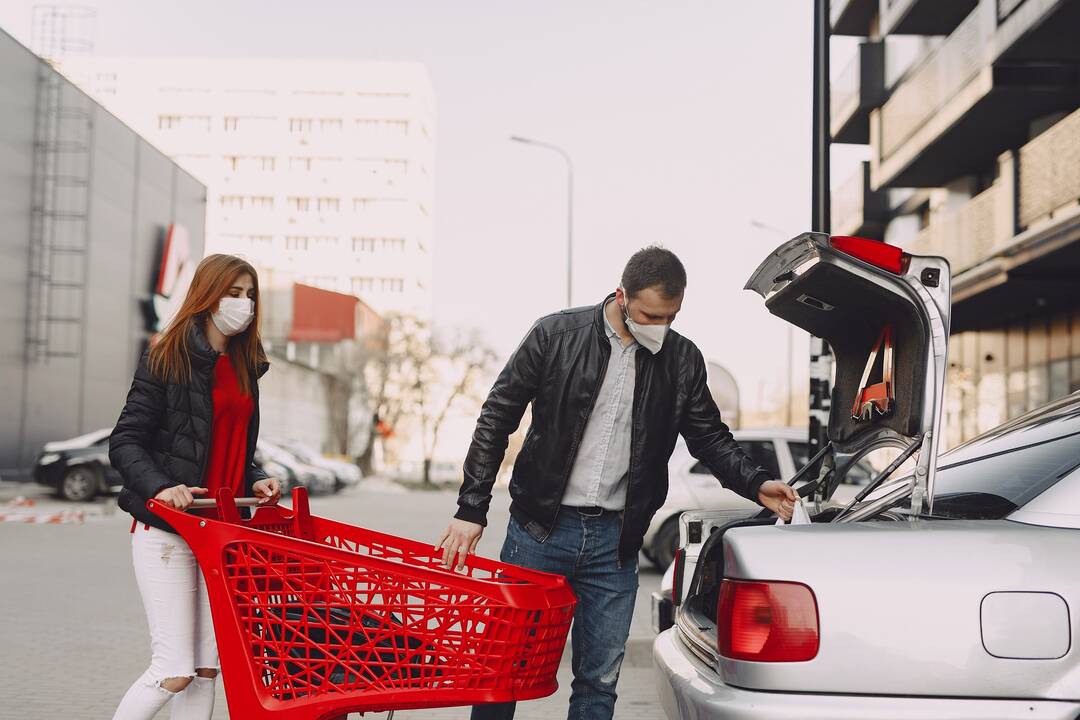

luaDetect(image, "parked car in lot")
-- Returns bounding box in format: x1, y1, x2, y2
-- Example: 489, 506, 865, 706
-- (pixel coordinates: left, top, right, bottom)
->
655, 232, 1080, 719
254, 439, 336, 495
643, 429, 873, 568
34, 428, 121, 501
271, 438, 361, 491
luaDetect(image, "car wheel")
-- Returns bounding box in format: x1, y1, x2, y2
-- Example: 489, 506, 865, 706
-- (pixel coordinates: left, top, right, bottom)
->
60, 466, 101, 502
651, 516, 681, 570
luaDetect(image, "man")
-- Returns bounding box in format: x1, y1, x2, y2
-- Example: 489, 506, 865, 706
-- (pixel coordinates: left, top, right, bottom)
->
438, 246, 798, 720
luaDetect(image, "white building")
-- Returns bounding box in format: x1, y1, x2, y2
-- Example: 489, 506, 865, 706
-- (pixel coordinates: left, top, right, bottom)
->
56, 57, 436, 318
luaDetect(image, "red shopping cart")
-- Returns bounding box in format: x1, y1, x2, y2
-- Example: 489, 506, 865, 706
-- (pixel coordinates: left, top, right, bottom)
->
149, 487, 575, 719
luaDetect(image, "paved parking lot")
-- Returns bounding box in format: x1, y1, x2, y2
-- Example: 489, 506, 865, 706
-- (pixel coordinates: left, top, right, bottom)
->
0, 479, 664, 719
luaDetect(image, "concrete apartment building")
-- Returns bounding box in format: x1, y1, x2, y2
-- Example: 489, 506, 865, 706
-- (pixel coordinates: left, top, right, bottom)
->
55, 57, 436, 319
829, 0, 1080, 448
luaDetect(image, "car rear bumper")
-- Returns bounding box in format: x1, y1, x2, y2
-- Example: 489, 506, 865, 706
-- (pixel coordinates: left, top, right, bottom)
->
654, 629, 1080, 720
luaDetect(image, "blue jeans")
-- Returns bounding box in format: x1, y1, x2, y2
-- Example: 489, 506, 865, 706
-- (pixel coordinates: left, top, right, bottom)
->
471, 508, 639, 720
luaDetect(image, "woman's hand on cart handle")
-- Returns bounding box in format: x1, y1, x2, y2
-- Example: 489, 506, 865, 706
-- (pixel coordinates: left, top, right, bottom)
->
154, 485, 209, 510
437, 519, 483, 571
252, 477, 282, 505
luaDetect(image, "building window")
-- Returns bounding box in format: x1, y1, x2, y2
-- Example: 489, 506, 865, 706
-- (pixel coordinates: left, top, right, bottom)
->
317, 197, 340, 213
314, 236, 339, 247
250, 196, 274, 210
352, 237, 376, 253
314, 156, 343, 173
159, 115, 182, 130
352, 277, 375, 293
220, 195, 245, 210
353, 197, 375, 213
386, 120, 409, 136
224, 117, 240, 131
290, 156, 313, 172
380, 278, 405, 293
259, 156, 276, 171
382, 237, 406, 253
289, 118, 313, 134
224, 155, 240, 171
250, 235, 272, 247
285, 236, 309, 251
288, 196, 311, 213
319, 118, 343, 132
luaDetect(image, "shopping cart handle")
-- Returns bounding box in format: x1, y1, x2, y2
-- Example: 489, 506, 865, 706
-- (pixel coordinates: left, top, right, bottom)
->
187, 497, 275, 509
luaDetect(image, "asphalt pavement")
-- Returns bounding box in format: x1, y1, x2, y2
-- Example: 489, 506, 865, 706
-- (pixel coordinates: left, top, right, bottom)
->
0, 477, 665, 719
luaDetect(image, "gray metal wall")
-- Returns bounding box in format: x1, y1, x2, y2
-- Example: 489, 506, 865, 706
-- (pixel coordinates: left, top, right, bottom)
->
0, 30, 206, 471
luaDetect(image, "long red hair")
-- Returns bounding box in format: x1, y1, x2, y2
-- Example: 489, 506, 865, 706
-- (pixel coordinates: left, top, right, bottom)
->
148, 254, 266, 396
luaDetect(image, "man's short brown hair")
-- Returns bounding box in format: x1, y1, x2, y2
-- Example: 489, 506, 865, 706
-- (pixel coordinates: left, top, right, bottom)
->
621, 246, 687, 298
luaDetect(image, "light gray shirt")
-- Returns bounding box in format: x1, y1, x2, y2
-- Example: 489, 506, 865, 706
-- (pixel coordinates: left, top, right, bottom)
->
561, 300, 639, 510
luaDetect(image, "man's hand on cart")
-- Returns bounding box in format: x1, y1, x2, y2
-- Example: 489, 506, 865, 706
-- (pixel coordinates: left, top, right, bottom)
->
252, 477, 282, 505
154, 484, 209, 510
436, 519, 484, 571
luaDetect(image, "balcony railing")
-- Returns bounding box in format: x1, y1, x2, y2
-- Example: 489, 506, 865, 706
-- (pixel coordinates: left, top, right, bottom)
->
878, 8, 988, 161
831, 50, 861, 124
910, 184, 1001, 273
832, 162, 887, 237
832, 41, 885, 144
1018, 106, 1080, 230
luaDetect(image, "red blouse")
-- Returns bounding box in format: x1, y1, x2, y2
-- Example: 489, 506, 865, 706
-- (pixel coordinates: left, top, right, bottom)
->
203, 354, 255, 499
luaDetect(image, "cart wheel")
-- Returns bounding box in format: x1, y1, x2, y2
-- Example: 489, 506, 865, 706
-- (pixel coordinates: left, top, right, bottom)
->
60, 466, 100, 502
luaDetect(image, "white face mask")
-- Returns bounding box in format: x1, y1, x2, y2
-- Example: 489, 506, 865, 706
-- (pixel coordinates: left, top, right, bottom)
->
619, 289, 669, 354
211, 297, 254, 337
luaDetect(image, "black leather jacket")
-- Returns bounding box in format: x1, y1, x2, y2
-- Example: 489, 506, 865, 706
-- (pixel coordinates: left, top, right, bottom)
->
111, 323, 270, 532
456, 296, 770, 561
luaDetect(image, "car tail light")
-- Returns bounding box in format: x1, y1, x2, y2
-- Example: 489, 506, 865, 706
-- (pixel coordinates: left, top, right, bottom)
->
671, 548, 685, 606
830, 235, 904, 275
717, 579, 819, 662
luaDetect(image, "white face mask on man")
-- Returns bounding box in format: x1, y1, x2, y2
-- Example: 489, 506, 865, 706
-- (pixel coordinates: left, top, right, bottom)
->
211, 297, 255, 337
619, 288, 669, 354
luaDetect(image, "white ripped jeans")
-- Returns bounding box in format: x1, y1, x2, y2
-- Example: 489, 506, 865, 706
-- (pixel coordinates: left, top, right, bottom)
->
113, 525, 219, 720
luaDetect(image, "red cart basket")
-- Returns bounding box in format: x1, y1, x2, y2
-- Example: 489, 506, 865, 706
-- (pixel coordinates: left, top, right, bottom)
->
149, 487, 576, 719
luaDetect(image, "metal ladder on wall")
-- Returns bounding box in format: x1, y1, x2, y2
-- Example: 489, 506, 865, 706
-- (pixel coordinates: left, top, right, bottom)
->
25, 60, 94, 365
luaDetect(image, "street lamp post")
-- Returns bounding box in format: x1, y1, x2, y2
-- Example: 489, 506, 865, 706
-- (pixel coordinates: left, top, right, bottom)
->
510, 135, 574, 308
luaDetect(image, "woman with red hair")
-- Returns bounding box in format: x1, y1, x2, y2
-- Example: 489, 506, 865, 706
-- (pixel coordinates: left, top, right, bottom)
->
110, 254, 281, 719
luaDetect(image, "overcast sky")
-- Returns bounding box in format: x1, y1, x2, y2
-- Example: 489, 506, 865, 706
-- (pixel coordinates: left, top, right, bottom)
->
1, 0, 864, 414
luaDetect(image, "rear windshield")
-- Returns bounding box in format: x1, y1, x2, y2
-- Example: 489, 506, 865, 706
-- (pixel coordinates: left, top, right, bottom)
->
911, 430, 1080, 519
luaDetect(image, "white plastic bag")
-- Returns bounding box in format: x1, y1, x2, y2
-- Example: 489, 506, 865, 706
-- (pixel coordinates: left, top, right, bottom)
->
775, 498, 811, 526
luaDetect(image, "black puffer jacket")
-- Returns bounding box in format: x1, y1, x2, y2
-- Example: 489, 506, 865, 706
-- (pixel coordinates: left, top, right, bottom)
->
456, 295, 771, 561
111, 323, 270, 532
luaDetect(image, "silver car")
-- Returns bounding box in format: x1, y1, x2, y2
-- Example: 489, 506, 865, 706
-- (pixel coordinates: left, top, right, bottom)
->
654, 232, 1080, 718
643, 429, 872, 569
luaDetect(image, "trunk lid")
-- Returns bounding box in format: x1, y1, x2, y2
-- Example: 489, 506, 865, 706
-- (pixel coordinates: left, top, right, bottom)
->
744, 232, 951, 516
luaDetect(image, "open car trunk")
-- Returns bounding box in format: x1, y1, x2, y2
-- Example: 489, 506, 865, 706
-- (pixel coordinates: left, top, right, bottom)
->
669, 233, 954, 684
744, 232, 951, 515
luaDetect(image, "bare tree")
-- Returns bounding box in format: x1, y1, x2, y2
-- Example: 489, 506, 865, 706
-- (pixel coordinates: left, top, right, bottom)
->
354, 313, 431, 474
417, 332, 497, 485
